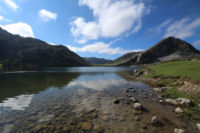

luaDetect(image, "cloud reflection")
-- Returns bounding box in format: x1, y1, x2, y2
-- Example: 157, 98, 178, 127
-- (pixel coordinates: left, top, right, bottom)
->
0, 95, 33, 110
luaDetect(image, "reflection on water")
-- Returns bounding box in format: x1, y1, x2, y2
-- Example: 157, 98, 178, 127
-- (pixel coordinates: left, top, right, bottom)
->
0, 95, 33, 110
0, 67, 196, 133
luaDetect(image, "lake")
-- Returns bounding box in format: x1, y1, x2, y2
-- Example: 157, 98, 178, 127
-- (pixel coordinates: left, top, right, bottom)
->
0, 67, 196, 133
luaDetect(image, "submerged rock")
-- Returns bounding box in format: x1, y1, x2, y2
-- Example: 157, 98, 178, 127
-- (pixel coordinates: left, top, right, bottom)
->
129, 97, 137, 103
134, 103, 142, 110
113, 99, 120, 104
81, 122, 92, 131
175, 107, 183, 113
151, 116, 160, 126
174, 128, 185, 133
93, 124, 104, 132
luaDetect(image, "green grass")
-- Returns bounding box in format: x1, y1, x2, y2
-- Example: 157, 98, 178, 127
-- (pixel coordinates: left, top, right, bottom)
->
163, 88, 189, 99
148, 61, 200, 81
141, 61, 200, 120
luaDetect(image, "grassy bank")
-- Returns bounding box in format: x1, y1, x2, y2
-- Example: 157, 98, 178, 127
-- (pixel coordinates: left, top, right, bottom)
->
140, 61, 200, 120
148, 61, 200, 80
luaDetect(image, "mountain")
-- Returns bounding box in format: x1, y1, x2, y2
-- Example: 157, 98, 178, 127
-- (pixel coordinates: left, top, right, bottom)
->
0, 27, 89, 70
109, 52, 141, 66
112, 37, 200, 66
84, 57, 112, 64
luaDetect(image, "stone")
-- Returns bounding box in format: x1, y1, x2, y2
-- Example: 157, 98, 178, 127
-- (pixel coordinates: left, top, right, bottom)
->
102, 115, 109, 121
153, 88, 164, 92
197, 124, 200, 131
175, 107, 183, 113
93, 124, 104, 132
174, 128, 185, 133
133, 103, 142, 110
159, 100, 163, 103
129, 97, 137, 103
176, 98, 191, 106
151, 116, 159, 125
81, 122, 92, 131
165, 99, 178, 105
113, 99, 120, 104
63, 126, 71, 132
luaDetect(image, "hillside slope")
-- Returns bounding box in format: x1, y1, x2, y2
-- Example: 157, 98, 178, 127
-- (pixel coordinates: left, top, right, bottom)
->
113, 37, 200, 66
0, 27, 89, 70
84, 57, 112, 64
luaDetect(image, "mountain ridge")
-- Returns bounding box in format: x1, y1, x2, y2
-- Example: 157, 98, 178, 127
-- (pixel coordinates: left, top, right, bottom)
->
84, 57, 112, 64
111, 37, 200, 66
0, 27, 89, 70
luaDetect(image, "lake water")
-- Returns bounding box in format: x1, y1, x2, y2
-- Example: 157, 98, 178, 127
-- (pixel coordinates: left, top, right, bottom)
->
0, 67, 196, 133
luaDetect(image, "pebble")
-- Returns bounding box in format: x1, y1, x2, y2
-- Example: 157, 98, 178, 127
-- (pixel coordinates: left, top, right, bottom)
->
81, 122, 92, 131
129, 97, 137, 103
133, 103, 142, 110
175, 107, 183, 113
174, 128, 185, 133
151, 116, 159, 125
196, 123, 200, 131
113, 99, 120, 104
93, 124, 104, 132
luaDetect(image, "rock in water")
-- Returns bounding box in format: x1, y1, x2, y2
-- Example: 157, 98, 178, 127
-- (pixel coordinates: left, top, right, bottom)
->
133, 103, 142, 110
81, 122, 92, 131
175, 107, 183, 113
113, 99, 120, 104
129, 97, 137, 103
174, 128, 185, 133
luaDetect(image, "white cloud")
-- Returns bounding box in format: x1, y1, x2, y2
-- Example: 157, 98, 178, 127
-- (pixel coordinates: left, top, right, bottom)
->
76, 39, 88, 44
193, 40, 200, 47
148, 19, 172, 34
3, 0, 19, 11
39, 9, 57, 22
71, 0, 146, 41
0, 15, 12, 22
67, 42, 142, 55
0, 22, 34, 37
164, 18, 200, 39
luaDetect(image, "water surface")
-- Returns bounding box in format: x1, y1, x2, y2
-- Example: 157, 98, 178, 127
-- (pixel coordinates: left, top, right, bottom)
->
0, 67, 196, 133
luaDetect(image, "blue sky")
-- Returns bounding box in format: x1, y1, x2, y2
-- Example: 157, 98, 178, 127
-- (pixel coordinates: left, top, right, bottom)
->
0, 0, 200, 59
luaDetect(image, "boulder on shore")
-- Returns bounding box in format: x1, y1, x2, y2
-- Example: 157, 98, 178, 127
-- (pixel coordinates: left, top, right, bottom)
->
175, 107, 183, 113
174, 128, 185, 133
133, 103, 142, 110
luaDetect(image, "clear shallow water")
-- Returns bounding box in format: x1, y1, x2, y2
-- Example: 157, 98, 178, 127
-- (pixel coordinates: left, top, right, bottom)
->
0, 67, 197, 133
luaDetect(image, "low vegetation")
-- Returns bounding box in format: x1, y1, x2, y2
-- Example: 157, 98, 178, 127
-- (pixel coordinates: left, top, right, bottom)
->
148, 61, 200, 80
140, 61, 200, 120
0, 64, 2, 70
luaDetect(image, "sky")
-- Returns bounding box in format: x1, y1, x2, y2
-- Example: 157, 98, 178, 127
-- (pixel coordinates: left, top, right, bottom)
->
0, 0, 200, 59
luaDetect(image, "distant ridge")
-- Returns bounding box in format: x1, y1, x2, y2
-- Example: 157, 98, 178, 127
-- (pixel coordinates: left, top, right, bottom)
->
84, 57, 112, 64
0, 27, 89, 70
111, 37, 200, 66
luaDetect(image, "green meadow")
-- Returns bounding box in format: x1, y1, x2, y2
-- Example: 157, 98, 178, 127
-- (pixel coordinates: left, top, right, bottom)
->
148, 61, 200, 81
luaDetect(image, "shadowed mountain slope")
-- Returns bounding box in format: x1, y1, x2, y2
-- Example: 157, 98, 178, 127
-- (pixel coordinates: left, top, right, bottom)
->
112, 37, 200, 66
0, 27, 89, 70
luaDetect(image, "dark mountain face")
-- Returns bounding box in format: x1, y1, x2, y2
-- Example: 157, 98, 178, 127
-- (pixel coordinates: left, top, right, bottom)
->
84, 57, 112, 64
113, 37, 200, 66
0, 27, 89, 70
